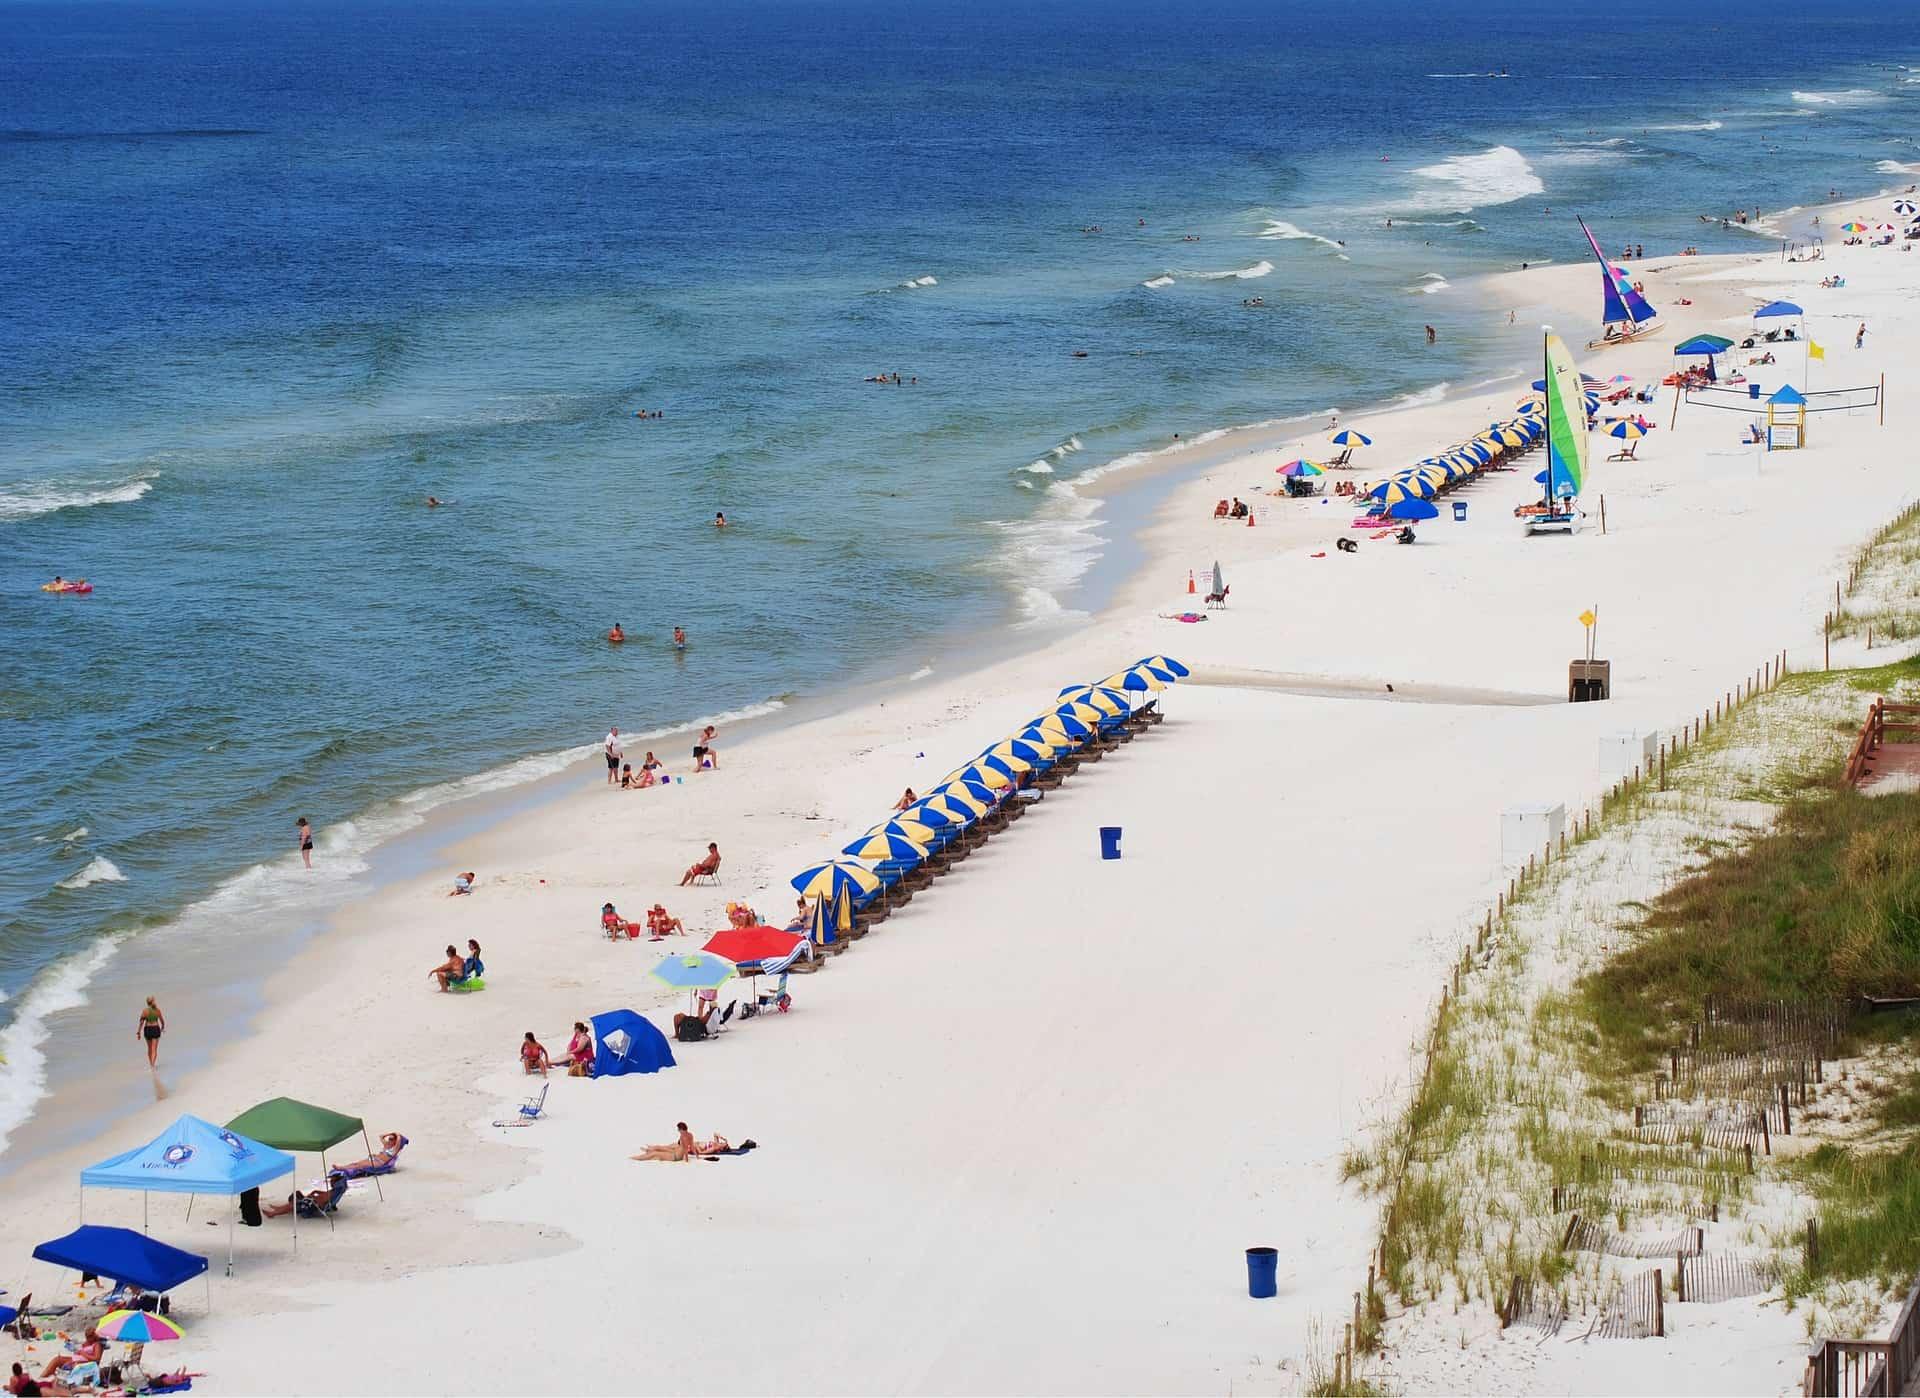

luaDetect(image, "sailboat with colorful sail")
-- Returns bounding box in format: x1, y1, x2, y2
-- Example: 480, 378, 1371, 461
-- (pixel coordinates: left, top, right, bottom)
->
1516, 330, 1591, 535
1579, 216, 1661, 350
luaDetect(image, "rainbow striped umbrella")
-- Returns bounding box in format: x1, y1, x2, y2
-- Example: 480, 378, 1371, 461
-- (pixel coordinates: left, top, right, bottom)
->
1841, 221, 1867, 233
1277, 459, 1324, 476
98, 1310, 186, 1343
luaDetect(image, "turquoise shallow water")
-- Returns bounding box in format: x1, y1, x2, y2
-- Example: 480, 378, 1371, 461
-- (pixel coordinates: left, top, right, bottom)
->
4, 0, 1920, 1149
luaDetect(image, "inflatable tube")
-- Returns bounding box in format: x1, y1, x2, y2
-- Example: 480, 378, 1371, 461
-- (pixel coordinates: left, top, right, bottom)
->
41, 582, 93, 594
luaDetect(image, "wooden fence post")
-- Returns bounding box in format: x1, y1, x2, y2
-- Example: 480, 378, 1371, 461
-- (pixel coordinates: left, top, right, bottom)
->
1653, 1269, 1665, 1337
1600, 494, 1608, 535
1780, 1082, 1793, 1136
1826, 613, 1832, 671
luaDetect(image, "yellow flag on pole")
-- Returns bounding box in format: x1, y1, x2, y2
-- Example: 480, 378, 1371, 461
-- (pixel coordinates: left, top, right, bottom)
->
1809, 341, 1826, 361
1578, 609, 1596, 628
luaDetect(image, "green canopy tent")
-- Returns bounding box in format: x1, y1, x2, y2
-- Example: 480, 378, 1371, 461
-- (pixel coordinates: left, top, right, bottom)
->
226, 1097, 386, 1200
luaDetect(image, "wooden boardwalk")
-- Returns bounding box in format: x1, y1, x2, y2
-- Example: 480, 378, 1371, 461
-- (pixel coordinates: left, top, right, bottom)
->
1846, 700, 1920, 792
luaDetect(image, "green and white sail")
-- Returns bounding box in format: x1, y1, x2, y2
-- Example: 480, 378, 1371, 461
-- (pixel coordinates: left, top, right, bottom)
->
1543, 332, 1589, 503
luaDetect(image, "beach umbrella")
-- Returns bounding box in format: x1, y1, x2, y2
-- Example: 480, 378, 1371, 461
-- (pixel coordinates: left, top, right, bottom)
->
1276, 459, 1324, 476
1327, 429, 1373, 448
1369, 480, 1414, 504
649, 952, 737, 991
97, 1310, 186, 1344
930, 781, 995, 815
908, 794, 974, 827
1036, 711, 1094, 743
1059, 683, 1131, 715
1015, 723, 1075, 753
990, 737, 1056, 763
1514, 395, 1544, 415
1840, 221, 1867, 233
1529, 378, 1546, 391
790, 859, 880, 901
1606, 421, 1647, 440
862, 817, 939, 845
1137, 654, 1190, 678
1096, 668, 1158, 695
1210, 561, 1225, 599
1459, 442, 1493, 465
1388, 498, 1440, 521
972, 751, 1031, 782
843, 830, 932, 862
1893, 200, 1916, 216
703, 925, 805, 965
1605, 374, 1633, 386
945, 776, 1004, 807
1674, 334, 1733, 355
1488, 426, 1528, 448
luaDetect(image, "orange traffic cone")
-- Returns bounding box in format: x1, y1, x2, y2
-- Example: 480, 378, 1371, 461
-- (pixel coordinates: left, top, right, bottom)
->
1187, 570, 1195, 594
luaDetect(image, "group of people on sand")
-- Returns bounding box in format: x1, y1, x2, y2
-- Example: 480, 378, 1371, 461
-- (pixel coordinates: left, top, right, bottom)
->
429, 939, 484, 990
601, 900, 684, 940
631, 1121, 752, 1161
604, 724, 720, 787
520, 1020, 597, 1077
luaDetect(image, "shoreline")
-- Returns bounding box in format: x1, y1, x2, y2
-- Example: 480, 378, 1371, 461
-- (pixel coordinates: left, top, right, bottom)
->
5, 183, 1919, 1391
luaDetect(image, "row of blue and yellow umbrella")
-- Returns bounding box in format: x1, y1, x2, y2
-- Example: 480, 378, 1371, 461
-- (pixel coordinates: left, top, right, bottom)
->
1364, 412, 1545, 507
788, 657, 1191, 934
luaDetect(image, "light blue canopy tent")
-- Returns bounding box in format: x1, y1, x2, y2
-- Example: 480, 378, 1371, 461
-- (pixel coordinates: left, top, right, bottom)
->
1754, 300, 1803, 319
81, 1114, 296, 1274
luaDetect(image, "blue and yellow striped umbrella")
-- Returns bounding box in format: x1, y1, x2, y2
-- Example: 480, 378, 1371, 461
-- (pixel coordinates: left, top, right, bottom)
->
973, 751, 1031, 782
1058, 684, 1131, 716
930, 782, 994, 816
1053, 700, 1106, 727
1036, 712, 1093, 744
1015, 724, 1074, 753
1488, 425, 1528, 448
905, 797, 967, 828
791, 859, 881, 900
1137, 655, 1189, 678
843, 830, 931, 862
989, 737, 1055, 763
863, 817, 939, 846
1327, 428, 1374, 448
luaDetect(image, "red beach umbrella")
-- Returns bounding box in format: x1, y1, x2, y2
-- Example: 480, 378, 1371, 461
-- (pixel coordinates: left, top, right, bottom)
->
703, 926, 805, 964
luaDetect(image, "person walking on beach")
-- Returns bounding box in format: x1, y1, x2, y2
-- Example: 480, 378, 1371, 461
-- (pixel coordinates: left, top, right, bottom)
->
604, 726, 623, 785
136, 996, 165, 1068
1856, 322, 1867, 349
692, 724, 718, 771
296, 816, 314, 869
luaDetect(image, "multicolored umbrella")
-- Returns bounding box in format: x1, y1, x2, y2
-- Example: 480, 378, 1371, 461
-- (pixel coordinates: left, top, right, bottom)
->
1841, 221, 1867, 233
791, 859, 881, 900
1327, 429, 1373, 448
1606, 421, 1647, 440
1276, 459, 1324, 476
98, 1310, 186, 1343
649, 951, 738, 991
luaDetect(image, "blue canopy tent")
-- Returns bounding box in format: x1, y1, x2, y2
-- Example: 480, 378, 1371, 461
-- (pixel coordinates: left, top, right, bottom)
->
589, 1010, 676, 1077
81, 1114, 296, 1274
32, 1225, 209, 1308
1754, 300, 1803, 319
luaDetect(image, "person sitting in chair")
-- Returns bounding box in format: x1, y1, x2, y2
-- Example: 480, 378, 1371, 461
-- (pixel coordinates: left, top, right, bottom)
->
646, 905, 684, 939
335, 1131, 407, 1173
565, 1022, 595, 1077
679, 842, 721, 886
37, 1329, 103, 1382
602, 902, 631, 938
262, 1173, 346, 1219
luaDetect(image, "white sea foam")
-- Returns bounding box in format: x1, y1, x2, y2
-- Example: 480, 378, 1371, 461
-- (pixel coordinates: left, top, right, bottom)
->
1791, 88, 1883, 106
62, 826, 88, 843
1190, 259, 1274, 281
0, 473, 155, 522
1141, 274, 1176, 289
56, 856, 126, 891
1023, 460, 1054, 475
907, 665, 934, 682
985, 482, 1103, 629
1410, 145, 1543, 213
1393, 382, 1450, 411
1646, 119, 1724, 132
1411, 274, 1450, 295
1877, 160, 1920, 175
0, 939, 120, 1157
1257, 220, 1349, 259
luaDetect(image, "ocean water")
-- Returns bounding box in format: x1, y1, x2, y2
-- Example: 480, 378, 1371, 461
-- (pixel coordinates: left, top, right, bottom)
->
4, 0, 1920, 1151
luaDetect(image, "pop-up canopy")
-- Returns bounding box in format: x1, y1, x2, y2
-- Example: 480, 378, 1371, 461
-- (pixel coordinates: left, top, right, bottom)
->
82, 1114, 293, 1196
32, 1225, 209, 1294
225, 1098, 363, 1155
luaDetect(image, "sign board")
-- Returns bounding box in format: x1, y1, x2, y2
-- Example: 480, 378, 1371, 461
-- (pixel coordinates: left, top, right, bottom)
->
1767, 423, 1802, 450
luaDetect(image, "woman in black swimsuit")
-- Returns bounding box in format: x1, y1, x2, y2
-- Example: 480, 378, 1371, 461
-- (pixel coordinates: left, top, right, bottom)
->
137, 996, 166, 1068
296, 816, 314, 869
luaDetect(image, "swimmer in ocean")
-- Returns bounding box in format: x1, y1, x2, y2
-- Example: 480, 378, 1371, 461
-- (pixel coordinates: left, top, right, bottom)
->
714, 511, 728, 528
609, 623, 626, 644
426, 496, 442, 507
673, 625, 686, 650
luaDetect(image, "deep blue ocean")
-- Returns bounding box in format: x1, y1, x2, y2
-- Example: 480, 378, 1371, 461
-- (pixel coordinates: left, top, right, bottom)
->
4, 0, 1920, 1147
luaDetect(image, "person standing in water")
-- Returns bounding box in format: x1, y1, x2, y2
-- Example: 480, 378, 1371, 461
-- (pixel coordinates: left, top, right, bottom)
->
296, 816, 314, 869
714, 511, 728, 528
136, 997, 166, 1068
608, 623, 625, 644
672, 625, 686, 651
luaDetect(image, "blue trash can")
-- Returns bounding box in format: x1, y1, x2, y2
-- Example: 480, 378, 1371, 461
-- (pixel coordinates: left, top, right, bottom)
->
1452, 501, 1468, 522
1749, 382, 1761, 400
1246, 1246, 1278, 1298
1099, 826, 1122, 860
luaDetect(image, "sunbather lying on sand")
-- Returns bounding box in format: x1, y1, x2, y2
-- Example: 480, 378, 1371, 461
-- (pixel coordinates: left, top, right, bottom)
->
632, 1122, 697, 1162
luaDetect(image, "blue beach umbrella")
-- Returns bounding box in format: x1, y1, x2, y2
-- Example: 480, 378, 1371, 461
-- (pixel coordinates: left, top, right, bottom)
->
649, 952, 738, 991
1388, 498, 1440, 521
791, 859, 881, 901
1136, 655, 1190, 678
1327, 429, 1373, 448
843, 830, 930, 862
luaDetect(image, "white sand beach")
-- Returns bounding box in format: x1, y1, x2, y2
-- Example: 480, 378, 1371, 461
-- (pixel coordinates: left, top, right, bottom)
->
4, 203, 1918, 1395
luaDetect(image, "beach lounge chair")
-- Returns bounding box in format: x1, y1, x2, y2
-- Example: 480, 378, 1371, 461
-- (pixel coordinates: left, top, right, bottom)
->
338, 1135, 410, 1180
1204, 585, 1229, 610
691, 856, 721, 886
494, 1083, 548, 1128
1607, 441, 1639, 462
296, 1174, 350, 1229
1329, 448, 1352, 467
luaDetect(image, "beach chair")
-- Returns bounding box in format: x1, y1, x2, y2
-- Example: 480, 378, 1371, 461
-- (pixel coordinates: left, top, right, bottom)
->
1329, 448, 1352, 467
338, 1135, 409, 1180
1607, 441, 1639, 462
494, 1083, 548, 1128
296, 1174, 350, 1229
1204, 584, 1229, 610
691, 856, 721, 886
1211, 499, 1230, 519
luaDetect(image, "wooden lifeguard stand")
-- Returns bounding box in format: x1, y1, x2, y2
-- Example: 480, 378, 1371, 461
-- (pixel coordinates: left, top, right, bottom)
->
1765, 384, 1807, 451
